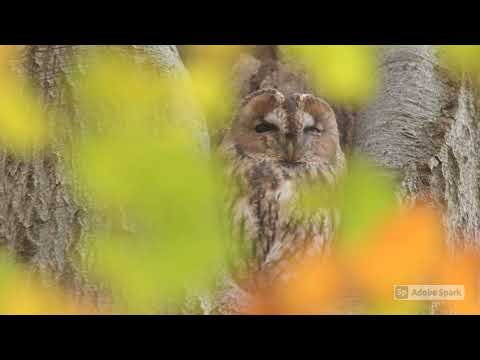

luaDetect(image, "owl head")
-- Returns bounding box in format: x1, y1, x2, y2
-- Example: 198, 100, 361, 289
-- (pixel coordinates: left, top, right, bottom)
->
229, 88, 342, 171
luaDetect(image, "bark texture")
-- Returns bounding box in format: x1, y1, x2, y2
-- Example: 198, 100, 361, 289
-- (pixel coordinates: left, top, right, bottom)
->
350, 46, 480, 314
232, 45, 480, 314
4, 45, 479, 314
353, 45, 480, 251
1, 45, 207, 307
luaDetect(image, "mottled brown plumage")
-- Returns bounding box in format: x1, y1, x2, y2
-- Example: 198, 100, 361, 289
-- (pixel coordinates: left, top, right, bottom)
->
219, 88, 345, 293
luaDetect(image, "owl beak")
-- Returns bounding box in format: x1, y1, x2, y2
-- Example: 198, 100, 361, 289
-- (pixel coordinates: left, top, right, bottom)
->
286, 142, 295, 161
287, 141, 295, 161
283, 132, 300, 162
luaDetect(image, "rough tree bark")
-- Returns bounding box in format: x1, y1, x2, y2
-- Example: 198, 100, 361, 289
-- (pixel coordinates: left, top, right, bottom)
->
3, 45, 478, 313
353, 45, 479, 252
1, 45, 208, 308
227, 45, 480, 314
245, 45, 480, 253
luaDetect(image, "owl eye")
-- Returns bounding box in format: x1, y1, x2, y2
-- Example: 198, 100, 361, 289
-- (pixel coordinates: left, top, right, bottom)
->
304, 126, 324, 134
255, 122, 279, 133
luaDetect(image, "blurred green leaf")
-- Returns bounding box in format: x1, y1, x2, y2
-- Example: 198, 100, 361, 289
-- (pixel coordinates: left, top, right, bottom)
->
72, 51, 229, 313
185, 63, 233, 130
294, 155, 398, 256
282, 45, 379, 105
0, 48, 48, 153
77, 129, 228, 312
335, 155, 398, 255
180, 46, 245, 131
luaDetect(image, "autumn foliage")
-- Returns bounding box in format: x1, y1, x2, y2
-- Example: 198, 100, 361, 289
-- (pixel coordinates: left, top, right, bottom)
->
1, 46, 480, 314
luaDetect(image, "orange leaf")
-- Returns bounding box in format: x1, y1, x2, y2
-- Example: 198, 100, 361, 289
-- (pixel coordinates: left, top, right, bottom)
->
348, 205, 447, 303
244, 255, 344, 315
434, 250, 480, 314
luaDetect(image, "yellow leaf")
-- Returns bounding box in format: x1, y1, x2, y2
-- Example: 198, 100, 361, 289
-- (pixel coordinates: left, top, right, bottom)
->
0, 255, 99, 315
438, 45, 480, 75
0, 78, 47, 151
282, 45, 379, 105
0, 45, 15, 71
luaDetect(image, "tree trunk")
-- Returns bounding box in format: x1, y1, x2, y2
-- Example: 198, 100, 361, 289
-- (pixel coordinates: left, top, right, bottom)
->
238, 45, 480, 314
1, 45, 207, 307
353, 45, 479, 251
4, 45, 479, 313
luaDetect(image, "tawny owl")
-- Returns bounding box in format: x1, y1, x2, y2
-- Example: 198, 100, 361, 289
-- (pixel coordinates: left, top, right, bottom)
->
218, 88, 345, 296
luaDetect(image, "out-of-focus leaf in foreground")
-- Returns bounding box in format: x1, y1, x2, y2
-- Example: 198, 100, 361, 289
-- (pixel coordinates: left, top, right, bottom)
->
297, 155, 398, 256
243, 203, 449, 315
437, 45, 480, 76
243, 255, 343, 314
72, 51, 228, 313
251, 155, 452, 314
180, 46, 244, 131
0, 253, 97, 314
348, 204, 446, 313
335, 156, 398, 256
434, 250, 480, 314
282, 45, 379, 105
0, 45, 47, 153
